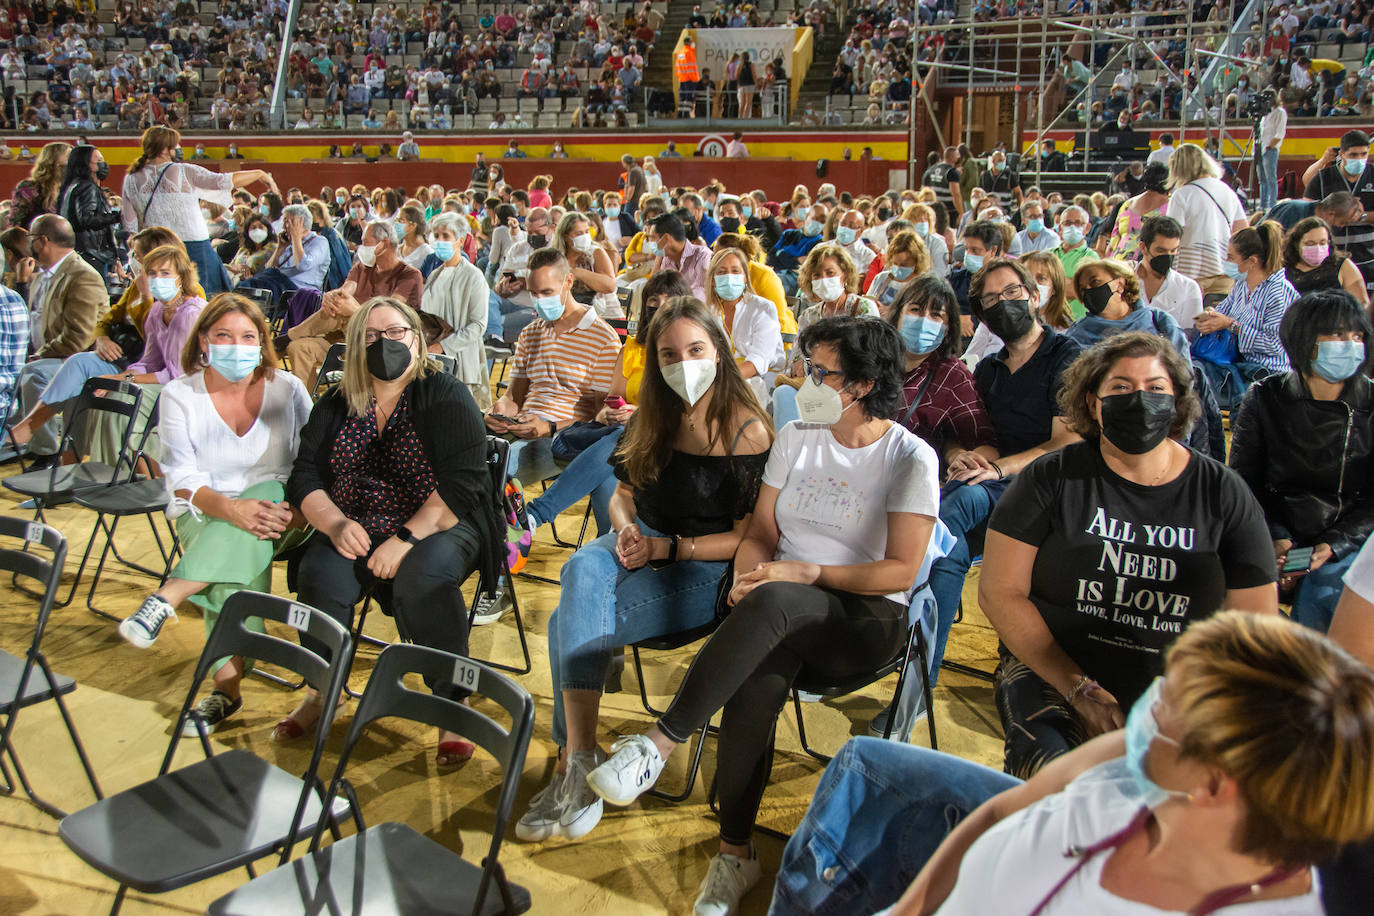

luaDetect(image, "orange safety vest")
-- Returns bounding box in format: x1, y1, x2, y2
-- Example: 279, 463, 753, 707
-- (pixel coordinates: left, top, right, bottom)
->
674, 44, 699, 82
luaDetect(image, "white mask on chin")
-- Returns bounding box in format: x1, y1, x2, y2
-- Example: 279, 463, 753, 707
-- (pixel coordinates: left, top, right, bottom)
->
660, 357, 716, 406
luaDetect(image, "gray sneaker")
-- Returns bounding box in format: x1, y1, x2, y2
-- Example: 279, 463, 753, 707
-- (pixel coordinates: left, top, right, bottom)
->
558, 750, 604, 840
868, 691, 929, 740
118, 594, 177, 649
182, 690, 243, 736
471, 587, 511, 626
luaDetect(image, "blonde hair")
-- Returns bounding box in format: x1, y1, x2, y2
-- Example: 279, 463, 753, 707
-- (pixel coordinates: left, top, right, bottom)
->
1072, 257, 1141, 307
340, 297, 434, 416
30, 141, 72, 211
798, 242, 859, 300
884, 230, 931, 277
1167, 611, 1374, 866
1167, 142, 1223, 189
1022, 251, 1073, 329
705, 246, 756, 309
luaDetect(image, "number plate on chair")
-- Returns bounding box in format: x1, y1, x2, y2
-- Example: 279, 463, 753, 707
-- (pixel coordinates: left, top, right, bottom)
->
287, 603, 312, 630
453, 657, 480, 691
24, 522, 42, 544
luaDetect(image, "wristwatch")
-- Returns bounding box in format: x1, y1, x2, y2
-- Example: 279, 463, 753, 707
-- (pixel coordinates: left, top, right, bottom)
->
394, 525, 420, 545
648, 535, 680, 570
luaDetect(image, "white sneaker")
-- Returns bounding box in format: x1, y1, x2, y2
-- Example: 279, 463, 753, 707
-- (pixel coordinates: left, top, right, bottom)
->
558, 749, 604, 840
693, 852, 761, 916
515, 773, 564, 842
586, 734, 665, 806
118, 594, 177, 648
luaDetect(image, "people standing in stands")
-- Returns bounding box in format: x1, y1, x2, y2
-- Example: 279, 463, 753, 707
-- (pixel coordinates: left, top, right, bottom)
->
1259, 89, 1289, 212
55, 143, 123, 286
1169, 143, 1252, 299
1230, 290, 1374, 633
516, 296, 772, 845
1304, 129, 1374, 297
121, 126, 277, 295
115, 295, 312, 734
1193, 221, 1300, 409
585, 316, 939, 916
983, 332, 1276, 777
1135, 215, 1204, 333
284, 296, 499, 761
421, 212, 490, 409
8, 142, 70, 231
1282, 216, 1371, 305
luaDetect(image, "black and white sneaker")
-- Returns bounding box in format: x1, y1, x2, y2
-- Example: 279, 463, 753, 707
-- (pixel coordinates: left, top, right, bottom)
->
471, 587, 511, 626
181, 690, 243, 736
118, 594, 177, 648
586, 734, 665, 806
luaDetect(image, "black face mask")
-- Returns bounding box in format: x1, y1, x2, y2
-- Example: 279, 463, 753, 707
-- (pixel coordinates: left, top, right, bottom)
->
982, 298, 1037, 342
877, 208, 892, 221
529, 233, 548, 250
1080, 281, 1115, 316
94, 159, 110, 181
1099, 391, 1175, 455
719, 217, 740, 233
365, 337, 413, 381
1148, 253, 1174, 277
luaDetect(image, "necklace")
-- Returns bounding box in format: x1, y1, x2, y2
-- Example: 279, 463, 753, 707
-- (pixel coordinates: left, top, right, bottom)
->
1148, 445, 1176, 486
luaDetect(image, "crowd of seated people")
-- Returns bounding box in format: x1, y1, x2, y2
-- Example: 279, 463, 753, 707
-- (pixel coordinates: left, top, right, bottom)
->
1, 117, 1373, 916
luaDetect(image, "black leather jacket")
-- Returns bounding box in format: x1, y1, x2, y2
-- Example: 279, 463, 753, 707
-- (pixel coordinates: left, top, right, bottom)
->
1229, 371, 1374, 558
58, 178, 123, 273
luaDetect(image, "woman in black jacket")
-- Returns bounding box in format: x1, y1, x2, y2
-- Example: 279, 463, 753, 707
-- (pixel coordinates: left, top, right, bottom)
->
57, 143, 124, 283
281, 296, 501, 764
1230, 290, 1374, 632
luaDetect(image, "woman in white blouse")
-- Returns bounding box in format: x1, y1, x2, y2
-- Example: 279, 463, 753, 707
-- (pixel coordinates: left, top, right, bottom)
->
422, 213, 491, 408
706, 246, 785, 397
396, 204, 434, 271
116, 293, 313, 735
120, 125, 279, 295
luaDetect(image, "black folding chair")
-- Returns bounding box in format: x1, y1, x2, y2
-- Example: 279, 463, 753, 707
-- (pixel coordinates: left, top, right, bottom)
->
58, 591, 352, 916
239, 286, 283, 337
0, 517, 102, 818
310, 342, 347, 400
207, 643, 534, 916
2, 377, 145, 525
468, 437, 532, 675
630, 619, 718, 802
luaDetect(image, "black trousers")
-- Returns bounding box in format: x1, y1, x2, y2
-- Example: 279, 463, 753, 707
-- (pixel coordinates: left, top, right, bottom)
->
295, 520, 482, 701
658, 581, 906, 846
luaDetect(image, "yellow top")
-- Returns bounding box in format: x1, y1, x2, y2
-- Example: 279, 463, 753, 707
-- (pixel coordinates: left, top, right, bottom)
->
748, 260, 797, 337
1311, 58, 1345, 74
621, 336, 645, 405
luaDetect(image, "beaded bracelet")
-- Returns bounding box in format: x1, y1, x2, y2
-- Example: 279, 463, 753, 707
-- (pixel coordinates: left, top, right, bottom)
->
1066, 675, 1100, 705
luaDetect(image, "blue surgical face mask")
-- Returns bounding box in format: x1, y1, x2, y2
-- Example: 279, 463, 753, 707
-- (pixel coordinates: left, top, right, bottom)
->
644, 239, 660, 256
836, 225, 858, 245
962, 251, 984, 272
1060, 225, 1085, 245
148, 276, 179, 302
207, 343, 261, 382
1223, 259, 1245, 280
431, 239, 455, 261
803, 219, 823, 237
605, 206, 620, 219
899, 314, 946, 355
1124, 678, 1189, 810
713, 272, 747, 301
914, 220, 930, 238
1313, 339, 1366, 382
1344, 156, 1367, 177
741, 204, 753, 219
533, 293, 565, 321
890, 265, 914, 282
1027, 217, 1045, 234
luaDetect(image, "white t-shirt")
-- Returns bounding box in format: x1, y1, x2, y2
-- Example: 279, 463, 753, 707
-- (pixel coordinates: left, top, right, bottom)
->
1171, 177, 1247, 280
764, 421, 939, 602
1343, 536, 1374, 602
935, 759, 1324, 916
1141, 268, 1205, 328
158, 369, 314, 518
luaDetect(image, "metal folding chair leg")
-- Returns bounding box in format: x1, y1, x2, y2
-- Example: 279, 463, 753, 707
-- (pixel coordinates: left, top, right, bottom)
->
75, 513, 181, 621
467, 566, 532, 675
0, 657, 104, 818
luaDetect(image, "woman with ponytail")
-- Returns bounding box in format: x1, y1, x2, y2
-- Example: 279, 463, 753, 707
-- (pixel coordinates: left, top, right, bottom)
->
1193, 219, 1299, 408
120, 126, 278, 295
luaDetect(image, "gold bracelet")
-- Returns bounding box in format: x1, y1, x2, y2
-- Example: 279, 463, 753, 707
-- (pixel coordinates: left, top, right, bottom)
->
688, 537, 696, 561
1065, 674, 1099, 705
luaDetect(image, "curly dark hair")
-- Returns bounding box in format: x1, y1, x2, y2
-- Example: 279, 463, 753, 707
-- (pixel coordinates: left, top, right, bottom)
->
1057, 331, 1200, 441
798, 316, 905, 420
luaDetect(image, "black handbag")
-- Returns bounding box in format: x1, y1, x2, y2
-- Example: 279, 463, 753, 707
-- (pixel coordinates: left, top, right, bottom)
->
105, 318, 145, 366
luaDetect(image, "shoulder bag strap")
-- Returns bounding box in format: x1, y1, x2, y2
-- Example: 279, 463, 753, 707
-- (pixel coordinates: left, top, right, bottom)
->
141, 163, 173, 224
728, 416, 761, 456
899, 363, 939, 429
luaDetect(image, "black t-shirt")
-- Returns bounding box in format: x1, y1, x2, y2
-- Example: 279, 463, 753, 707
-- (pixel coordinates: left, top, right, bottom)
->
1304, 164, 1374, 284
613, 446, 768, 538
973, 326, 1082, 457
989, 441, 1276, 704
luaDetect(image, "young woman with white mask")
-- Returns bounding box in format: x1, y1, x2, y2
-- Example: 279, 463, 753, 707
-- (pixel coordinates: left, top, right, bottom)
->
517, 296, 772, 845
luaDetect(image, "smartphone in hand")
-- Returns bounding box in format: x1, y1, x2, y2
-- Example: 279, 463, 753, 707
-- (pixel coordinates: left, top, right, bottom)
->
1282, 546, 1315, 577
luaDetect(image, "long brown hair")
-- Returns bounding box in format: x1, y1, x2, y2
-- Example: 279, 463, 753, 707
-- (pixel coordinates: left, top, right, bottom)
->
615, 296, 771, 488
131, 125, 180, 174
31, 141, 71, 210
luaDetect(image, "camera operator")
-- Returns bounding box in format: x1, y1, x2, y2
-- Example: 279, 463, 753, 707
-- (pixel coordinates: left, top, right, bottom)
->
1258, 89, 1288, 213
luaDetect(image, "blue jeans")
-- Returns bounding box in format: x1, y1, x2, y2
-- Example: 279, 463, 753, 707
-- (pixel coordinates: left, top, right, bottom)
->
506, 435, 558, 487
768, 738, 1020, 916
1260, 147, 1280, 212
772, 384, 799, 431
1292, 550, 1358, 633
41, 351, 124, 404
527, 425, 623, 536
486, 290, 536, 344
547, 525, 725, 745
1197, 357, 1271, 411
15, 359, 61, 454
926, 480, 1001, 687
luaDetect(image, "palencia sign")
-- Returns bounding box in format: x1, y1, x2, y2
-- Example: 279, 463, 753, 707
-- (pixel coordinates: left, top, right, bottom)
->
693, 27, 801, 72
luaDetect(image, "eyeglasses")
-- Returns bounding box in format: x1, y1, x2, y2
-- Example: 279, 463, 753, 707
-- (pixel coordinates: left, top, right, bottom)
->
978, 282, 1029, 310
363, 326, 413, 344
802, 357, 844, 386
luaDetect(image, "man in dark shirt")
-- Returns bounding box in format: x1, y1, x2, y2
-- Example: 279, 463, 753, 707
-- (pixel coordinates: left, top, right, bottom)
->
922, 145, 963, 224
1304, 129, 1374, 293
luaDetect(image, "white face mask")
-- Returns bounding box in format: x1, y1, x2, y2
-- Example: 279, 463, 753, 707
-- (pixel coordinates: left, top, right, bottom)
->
248, 227, 269, 244
355, 244, 377, 267
660, 356, 716, 406
812, 275, 846, 302
1036, 283, 1051, 308
795, 377, 853, 425
572, 232, 593, 252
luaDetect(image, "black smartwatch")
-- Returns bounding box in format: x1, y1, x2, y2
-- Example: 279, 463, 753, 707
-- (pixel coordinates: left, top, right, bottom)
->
395, 526, 420, 545
648, 535, 679, 570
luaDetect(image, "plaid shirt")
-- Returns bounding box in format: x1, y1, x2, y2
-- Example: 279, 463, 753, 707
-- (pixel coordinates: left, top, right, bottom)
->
896, 356, 996, 466
1215, 268, 1299, 372
0, 283, 29, 424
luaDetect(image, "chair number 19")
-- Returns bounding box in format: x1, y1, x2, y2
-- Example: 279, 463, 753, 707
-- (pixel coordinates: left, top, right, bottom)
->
287, 604, 312, 631
24, 522, 42, 544
453, 658, 480, 691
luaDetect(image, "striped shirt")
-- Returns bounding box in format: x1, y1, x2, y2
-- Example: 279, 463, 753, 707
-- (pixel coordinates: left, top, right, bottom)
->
1171, 178, 1247, 280
0, 283, 27, 424
511, 305, 621, 423
896, 356, 996, 469
1215, 269, 1299, 372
